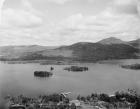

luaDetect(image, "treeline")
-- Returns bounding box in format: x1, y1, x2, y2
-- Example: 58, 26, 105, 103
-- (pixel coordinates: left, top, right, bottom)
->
1, 89, 140, 109
0, 54, 72, 61
77, 89, 140, 109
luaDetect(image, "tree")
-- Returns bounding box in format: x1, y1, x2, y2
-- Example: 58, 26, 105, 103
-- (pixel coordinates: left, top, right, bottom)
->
99, 93, 110, 102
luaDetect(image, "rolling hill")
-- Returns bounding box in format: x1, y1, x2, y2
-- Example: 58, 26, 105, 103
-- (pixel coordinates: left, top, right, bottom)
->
0, 37, 139, 62
129, 39, 140, 48
98, 37, 126, 45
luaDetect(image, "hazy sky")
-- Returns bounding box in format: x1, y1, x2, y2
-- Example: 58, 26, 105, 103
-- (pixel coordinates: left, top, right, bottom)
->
0, 0, 140, 46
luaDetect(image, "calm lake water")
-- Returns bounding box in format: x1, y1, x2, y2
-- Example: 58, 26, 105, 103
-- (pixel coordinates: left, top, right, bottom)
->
0, 59, 140, 98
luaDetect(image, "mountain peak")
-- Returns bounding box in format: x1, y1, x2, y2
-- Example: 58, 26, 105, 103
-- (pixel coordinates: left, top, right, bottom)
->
98, 37, 125, 45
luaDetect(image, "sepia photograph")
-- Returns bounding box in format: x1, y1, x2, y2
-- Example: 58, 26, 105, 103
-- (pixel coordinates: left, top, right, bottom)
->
0, 0, 140, 109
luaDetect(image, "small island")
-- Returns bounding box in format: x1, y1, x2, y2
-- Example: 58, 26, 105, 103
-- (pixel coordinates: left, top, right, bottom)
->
34, 71, 53, 77
64, 66, 88, 72
121, 64, 140, 70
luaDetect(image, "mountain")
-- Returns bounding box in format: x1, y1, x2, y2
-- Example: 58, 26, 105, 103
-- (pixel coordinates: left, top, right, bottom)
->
0, 45, 57, 55
99, 37, 126, 45
129, 39, 140, 48
58, 42, 139, 62
0, 45, 58, 60
0, 37, 139, 62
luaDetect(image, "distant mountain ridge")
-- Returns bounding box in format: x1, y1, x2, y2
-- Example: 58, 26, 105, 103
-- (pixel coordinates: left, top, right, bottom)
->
98, 37, 126, 45
0, 37, 139, 62
128, 39, 140, 48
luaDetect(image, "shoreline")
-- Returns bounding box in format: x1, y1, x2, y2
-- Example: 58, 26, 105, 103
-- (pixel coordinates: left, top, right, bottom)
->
0, 58, 140, 65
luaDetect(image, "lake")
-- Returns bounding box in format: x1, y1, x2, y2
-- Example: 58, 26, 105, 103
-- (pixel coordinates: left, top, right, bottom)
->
0, 59, 140, 98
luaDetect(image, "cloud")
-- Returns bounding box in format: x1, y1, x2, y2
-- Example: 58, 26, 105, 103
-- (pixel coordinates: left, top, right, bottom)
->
1, 0, 43, 28
113, 0, 136, 5
47, 0, 71, 4
49, 0, 140, 43
0, 26, 48, 46
0, 0, 140, 46
2, 8, 42, 28
0, 0, 44, 46
51, 0, 140, 43
137, 0, 140, 15
110, 0, 138, 14
0, 0, 5, 24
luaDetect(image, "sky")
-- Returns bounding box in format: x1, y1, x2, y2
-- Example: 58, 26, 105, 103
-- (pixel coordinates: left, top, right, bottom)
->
0, 0, 140, 46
